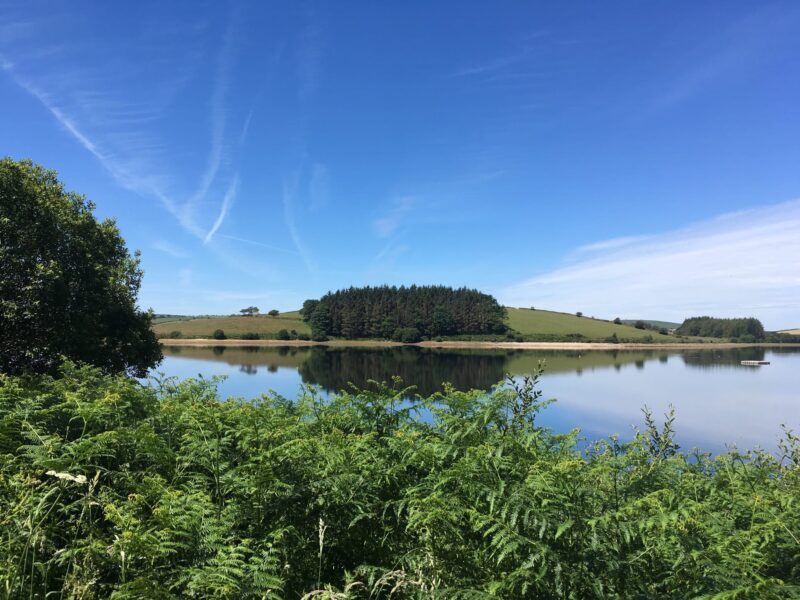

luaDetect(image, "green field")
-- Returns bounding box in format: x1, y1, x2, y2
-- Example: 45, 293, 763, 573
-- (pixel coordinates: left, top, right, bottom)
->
780, 329, 800, 336
506, 307, 674, 341
155, 308, 682, 341
153, 311, 310, 338
621, 319, 680, 330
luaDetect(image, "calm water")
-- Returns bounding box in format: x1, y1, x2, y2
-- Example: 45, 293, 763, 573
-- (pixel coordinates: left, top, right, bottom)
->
156, 345, 800, 453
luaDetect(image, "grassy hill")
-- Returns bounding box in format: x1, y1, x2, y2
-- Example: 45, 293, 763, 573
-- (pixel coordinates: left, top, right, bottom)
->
506, 308, 674, 341
779, 329, 800, 336
153, 311, 310, 339
155, 308, 682, 342
621, 319, 681, 330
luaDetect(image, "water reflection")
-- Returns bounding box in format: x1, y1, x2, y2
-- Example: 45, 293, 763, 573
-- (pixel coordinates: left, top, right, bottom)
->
161, 345, 795, 394
157, 345, 800, 453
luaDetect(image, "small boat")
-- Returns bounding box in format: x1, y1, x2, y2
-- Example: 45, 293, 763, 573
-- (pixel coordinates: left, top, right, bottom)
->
740, 360, 770, 366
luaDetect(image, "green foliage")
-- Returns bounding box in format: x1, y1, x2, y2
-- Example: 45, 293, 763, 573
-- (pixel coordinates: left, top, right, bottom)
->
213, 329, 226, 340
677, 316, 765, 340
392, 327, 422, 343
0, 157, 161, 376
240, 306, 260, 317
268, 310, 280, 317
304, 285, 507, 339
277, 329, 291, 340
1, 363, 799, 598
241, 332, 260, 340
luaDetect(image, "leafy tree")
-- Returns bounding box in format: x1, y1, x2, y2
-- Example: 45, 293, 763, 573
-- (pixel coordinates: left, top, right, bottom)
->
634, 320, 647, 329
613, 317, 623, 324
576, 311, 583, 317
300, 299, 319, 322
676, 316, 765, 340
239, 306, 260, 317
276, 328, 290, 340
268, 309, 280, 317
0, 158, 161, 376
213, 329, 226, 340
309, 304, 332, 340
392, 326, 421, 343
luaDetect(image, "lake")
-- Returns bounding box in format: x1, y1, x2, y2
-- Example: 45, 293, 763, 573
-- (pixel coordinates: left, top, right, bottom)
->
156, 345, 800, 454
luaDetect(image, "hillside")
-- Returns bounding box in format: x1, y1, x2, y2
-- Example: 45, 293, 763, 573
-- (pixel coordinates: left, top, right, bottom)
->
154, 308, 682, 342
152, 311, 310, 339
779, 329, 800, 336
621, 319, 681, 330
506, 308, 674, 341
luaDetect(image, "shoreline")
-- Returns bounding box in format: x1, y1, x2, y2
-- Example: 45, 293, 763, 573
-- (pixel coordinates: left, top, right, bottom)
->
160, 339, 800, 350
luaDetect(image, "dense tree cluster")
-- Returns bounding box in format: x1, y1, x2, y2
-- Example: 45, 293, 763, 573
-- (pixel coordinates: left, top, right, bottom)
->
676, 316, 765, 340
1, 364, 798, 598
0, 158, 161, 376
301, 285, 507, 340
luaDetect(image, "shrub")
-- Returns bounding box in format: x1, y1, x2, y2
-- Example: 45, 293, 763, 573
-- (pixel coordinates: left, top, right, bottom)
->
297, 333, 311, 341
169, 330, 182, 338
392, 327, 421, 343
240, 332, 260, 340
212, 329, 226, 340
276, 329, 291, 340
634, 320, 647, 330
613, 317, 622, 325
515, 335, 524, 342
576, 311, 583, 317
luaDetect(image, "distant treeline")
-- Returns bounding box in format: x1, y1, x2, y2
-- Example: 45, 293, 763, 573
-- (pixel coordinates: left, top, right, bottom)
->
301, 285, 507, 341
676, 316, 765, 340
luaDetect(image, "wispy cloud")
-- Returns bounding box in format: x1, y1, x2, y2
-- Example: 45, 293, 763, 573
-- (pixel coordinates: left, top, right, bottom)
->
499, 199, 800, 329
453, 31, 548, 80
282, 173, 316, 272
308, 163, 330, 211
152, 240, 189, 258
373, 196, 415, 238
219, 235, 298, 255
649, 5, 800, 112
0, 7, 247, 244
204, 175, 239, 244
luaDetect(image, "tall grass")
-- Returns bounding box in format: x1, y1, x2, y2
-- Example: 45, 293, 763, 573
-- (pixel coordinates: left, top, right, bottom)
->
1, 363, 798, 598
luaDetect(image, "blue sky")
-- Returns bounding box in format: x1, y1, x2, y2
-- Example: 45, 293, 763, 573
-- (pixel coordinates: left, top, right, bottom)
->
2, 1, 799, 328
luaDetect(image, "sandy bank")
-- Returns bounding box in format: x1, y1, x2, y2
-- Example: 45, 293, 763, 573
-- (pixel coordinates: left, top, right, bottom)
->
160, 339, 800, 350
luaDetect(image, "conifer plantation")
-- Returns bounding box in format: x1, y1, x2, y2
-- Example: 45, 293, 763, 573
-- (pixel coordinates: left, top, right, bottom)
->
302, 285, 508, 341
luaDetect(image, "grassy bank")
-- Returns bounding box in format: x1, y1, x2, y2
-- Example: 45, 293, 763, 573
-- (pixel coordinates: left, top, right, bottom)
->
152, 311, 310, 339
1, 364, 798, 598
506, 307, 674, 341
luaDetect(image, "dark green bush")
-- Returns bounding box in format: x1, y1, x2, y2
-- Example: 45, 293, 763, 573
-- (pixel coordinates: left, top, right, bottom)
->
240, 332, 260, 340
276, 329, 291, 340
212, 328, 226, 340
392, 326, 421, 343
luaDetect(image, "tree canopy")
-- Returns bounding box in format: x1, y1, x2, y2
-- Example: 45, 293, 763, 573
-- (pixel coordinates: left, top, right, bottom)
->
676, 316, 765, 340
0, 158, 161, 376
302, 285, 507, 340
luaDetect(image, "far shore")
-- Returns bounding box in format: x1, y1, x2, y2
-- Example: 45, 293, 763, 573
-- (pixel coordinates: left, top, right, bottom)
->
160, 339, 800, 350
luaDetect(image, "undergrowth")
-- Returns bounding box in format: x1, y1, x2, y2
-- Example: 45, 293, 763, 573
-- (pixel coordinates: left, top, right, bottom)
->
1, 363, 798, 598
